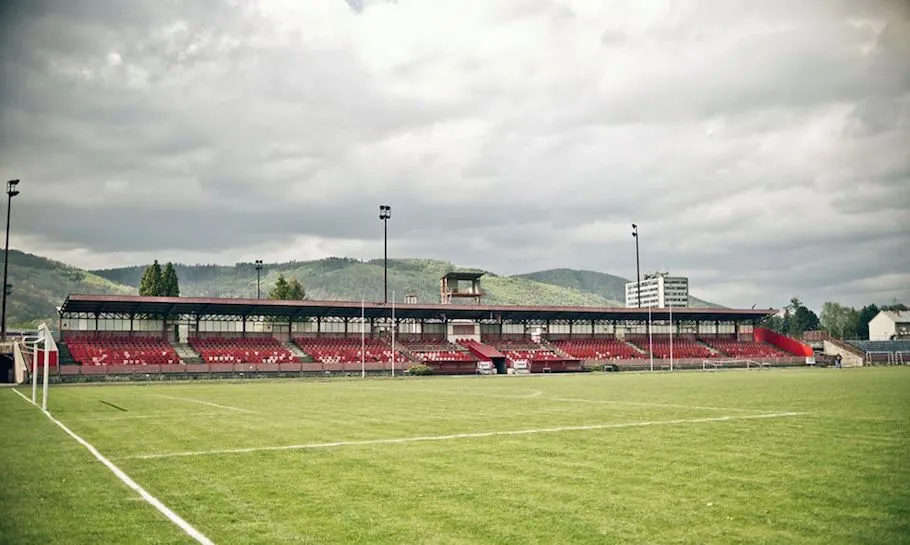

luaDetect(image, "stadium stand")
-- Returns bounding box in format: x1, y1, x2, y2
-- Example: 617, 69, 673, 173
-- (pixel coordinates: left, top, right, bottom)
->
293, 336, 408, 364
551, 336, 644, 360
396, 336, 477, 363
188, 336, 298, 364
846, 340, 910, 364
699, 336, 789, 358
480, 336, 579, 371
627, 335, 713, 359
65, 333, 180, 365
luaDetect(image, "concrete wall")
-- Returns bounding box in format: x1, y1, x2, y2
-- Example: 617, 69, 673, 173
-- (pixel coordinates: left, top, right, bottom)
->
822, 339, 864, 367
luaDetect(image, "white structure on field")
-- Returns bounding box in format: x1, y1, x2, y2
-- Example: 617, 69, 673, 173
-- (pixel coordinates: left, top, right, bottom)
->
625, 271, 689, 308
868, 310, 910, 341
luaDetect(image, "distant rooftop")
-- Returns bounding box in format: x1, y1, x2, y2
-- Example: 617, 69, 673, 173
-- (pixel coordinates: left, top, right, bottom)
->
881, 310, 910, 323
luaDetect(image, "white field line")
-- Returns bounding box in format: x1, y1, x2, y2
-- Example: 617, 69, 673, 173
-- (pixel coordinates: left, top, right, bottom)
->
547, 397, 763, 413
127, 411, 806, 460
70, 411, 228, 422
149, 394, 256, 413
358, 385, 753, 411
11, 389, 214, 545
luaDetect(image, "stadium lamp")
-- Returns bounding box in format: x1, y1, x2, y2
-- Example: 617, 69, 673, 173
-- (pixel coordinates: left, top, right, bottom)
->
2, 179, 21, 342
379, 205, 391, 303
254, 260, 263, 299
631, 224, 641, 309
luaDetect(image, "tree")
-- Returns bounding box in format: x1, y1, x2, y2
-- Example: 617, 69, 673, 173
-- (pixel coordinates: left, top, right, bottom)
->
269, 274, 306, 300
857, 304, 880, 340
288, 278, 305, 300
820, 301, 860, 339
792, 306, 820, 337
139, 260, 163, 296
161, 262, 180, 297
269, 274, 290, 300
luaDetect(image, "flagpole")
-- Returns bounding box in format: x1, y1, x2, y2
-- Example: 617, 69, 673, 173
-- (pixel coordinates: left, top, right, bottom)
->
361, 297, 365, 379
648, 305, 654, 372
390, 290, 396, 377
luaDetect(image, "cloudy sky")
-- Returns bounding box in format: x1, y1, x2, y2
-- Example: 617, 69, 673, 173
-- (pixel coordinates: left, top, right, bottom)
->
1, 0, 908, 310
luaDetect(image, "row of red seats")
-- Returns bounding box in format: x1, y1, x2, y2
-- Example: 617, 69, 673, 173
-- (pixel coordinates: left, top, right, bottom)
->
626, 337, 714, 359
188, 337, 298, 364
395, 337, 477, 363
66, 338, 179, 366
551, 338, 644, 359
502, 349, 562, 363
700, 339, 788, 358
293, 337, 408, 364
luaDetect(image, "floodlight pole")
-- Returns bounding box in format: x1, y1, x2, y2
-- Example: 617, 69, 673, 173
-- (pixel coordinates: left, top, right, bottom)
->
254, 260, 263, 299
669, 301, 674, 371
648, 305, 654, 372
390, 290, 396, 377
2, 179, 20, 342
632, 224, 641, 309
380, 205, 391, 304
361, 298, 365, 379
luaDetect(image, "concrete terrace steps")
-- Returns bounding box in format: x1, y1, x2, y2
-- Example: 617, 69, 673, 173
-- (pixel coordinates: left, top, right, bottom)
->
284, 341, 314, 362
171, 342, 202, 364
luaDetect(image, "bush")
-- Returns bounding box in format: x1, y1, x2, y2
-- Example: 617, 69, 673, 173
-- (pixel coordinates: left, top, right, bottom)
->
407, 364, 434, 376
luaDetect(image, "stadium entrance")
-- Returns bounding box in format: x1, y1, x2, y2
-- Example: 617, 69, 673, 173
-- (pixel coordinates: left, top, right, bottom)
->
0, 353, 12, 383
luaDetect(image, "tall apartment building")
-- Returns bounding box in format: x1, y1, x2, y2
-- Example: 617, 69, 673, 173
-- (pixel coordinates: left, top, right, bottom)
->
625, 272, 689, 308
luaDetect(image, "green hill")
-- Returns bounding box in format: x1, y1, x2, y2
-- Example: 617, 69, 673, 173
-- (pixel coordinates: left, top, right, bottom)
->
3, 250, 134, 329
92, 258, 620, 306
1, 252, 723, 328
92, 258, 722, 308
516, 268, 724, 308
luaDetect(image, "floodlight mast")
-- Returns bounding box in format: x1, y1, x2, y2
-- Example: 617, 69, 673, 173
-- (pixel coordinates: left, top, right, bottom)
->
2, 179, 21, 342
379, 205, 391, 303
632, 224, 641, 309
254, 260, 263, 299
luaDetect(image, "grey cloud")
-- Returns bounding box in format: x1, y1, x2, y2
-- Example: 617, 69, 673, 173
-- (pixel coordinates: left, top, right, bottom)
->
2, 0, 909, 311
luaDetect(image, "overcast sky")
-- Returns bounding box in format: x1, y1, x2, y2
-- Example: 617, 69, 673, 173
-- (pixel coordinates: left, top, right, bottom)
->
1, 0, 908, 311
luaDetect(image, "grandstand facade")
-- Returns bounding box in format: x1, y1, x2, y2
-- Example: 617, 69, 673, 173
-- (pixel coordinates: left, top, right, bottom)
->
29, 294, 816, 381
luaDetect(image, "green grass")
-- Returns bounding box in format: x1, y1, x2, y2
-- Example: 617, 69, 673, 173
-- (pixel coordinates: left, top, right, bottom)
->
2, 368, 909, 544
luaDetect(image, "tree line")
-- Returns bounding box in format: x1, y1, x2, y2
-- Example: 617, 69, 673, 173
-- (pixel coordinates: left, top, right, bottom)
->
139, 261, 306, 301
139, 260, 180, 296
761, 297, 907, 340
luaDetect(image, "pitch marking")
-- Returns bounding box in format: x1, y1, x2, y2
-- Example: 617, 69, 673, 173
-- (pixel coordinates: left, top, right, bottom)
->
128, 411, 806, 460
72, 411, 228, 422
150, 394, 256, 413
11, 389, 214, 545
547, 397, 762, 412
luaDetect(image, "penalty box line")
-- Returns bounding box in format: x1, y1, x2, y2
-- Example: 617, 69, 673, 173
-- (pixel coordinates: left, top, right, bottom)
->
127, 411, 807, 460
10, 389, 215, 545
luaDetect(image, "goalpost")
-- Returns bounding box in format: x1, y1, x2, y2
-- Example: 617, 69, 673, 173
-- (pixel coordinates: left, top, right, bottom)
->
16, 323, 57, 410
702, 359, 767, 371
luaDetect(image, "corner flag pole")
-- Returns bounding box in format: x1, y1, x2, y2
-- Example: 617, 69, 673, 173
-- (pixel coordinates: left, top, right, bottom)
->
361, 298, 365, 379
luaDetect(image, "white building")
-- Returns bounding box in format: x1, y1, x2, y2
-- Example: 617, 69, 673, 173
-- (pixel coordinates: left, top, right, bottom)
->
625, 272, 689, 308
868, 310, 910, 341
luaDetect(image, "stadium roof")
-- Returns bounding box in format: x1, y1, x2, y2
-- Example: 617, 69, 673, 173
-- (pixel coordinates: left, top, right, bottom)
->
60, 294, 775, 322
443, 271, 484, 281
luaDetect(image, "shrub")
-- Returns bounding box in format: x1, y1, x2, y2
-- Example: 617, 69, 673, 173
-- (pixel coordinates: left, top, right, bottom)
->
407, 364, 434, 376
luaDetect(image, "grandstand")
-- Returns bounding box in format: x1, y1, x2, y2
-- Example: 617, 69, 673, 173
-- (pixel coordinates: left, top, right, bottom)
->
66, 333, 179, 366
188, 335, 297, 364
846, 340, 910, 365
42, 294, 814, 380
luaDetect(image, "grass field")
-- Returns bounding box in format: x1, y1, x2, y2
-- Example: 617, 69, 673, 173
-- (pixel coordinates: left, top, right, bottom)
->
2, 368, 909, 544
